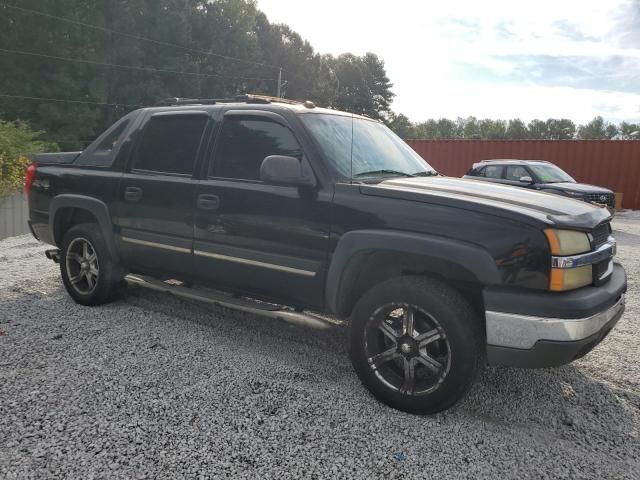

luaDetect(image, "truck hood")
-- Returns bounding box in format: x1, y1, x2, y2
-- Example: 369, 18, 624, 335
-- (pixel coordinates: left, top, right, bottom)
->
360, 176, 611, 230
541, 182, 613, 194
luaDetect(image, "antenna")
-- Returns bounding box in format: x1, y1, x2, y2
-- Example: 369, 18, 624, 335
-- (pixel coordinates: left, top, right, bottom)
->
350, 114, 354, 184
276, 67, 288, 98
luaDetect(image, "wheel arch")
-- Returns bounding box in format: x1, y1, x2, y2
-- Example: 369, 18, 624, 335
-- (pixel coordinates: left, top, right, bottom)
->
326, 230, 501, 318
50, 195, 119, 262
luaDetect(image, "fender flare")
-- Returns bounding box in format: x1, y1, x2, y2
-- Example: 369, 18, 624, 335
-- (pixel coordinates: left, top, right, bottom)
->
325, 229, 501, 315
50, 194, 119, 262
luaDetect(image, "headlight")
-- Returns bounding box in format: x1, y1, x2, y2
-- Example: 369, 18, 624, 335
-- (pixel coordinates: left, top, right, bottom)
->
545, 229, 592, 291
544, 229, 590, 255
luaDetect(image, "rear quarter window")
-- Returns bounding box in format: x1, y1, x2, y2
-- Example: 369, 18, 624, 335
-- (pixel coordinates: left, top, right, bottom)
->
74, 118, 130, 167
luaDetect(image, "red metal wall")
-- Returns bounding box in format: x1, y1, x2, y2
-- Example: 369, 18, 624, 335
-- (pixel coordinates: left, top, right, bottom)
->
406, 140, 640, 210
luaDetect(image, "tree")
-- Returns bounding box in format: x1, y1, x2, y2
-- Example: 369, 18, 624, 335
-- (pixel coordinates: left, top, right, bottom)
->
506, 119, 527, 139
527, 119, 548, 139
462, 117, 481, 139
618, 121, 640, 139
577, 116, 617, 139
0, 0, 396, 147
387, 112, 414, 139
0, 120, 57, 198
435, 118, 460, 138
413, 119, 439, 139
478, 119, 507, 139
546, 118, 576, 140
326, 53, 394, 120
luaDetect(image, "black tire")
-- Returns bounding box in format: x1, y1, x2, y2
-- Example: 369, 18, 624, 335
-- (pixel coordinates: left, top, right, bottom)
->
60, 223, 123, 306
349, 276, 484, 414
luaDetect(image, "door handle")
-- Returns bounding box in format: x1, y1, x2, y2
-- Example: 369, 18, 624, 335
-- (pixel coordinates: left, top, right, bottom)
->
197, 194, 220, 211
124, 186, 143, 203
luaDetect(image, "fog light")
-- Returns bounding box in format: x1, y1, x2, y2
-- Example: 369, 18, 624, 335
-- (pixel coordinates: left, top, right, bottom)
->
550, 265, 592, 291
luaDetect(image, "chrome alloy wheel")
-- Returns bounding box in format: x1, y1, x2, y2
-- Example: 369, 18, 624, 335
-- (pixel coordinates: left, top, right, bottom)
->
364, 304, 452, 396
65, 237, 99, 295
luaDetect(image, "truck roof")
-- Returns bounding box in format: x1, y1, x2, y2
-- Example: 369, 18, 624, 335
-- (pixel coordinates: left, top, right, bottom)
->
140, 94, 375, 121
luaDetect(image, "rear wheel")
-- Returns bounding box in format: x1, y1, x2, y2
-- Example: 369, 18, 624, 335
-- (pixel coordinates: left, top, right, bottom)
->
349, 276, 484, 414
60, 223, 122, 306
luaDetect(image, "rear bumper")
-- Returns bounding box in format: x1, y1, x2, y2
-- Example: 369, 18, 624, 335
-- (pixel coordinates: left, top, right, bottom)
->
484, 264, 627, 368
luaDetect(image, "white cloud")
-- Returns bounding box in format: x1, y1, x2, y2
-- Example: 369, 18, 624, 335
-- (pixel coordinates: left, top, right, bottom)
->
256, 0, 640, 122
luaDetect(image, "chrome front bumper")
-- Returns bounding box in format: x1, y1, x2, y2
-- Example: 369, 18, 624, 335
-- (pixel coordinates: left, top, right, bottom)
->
485, 293, 625, 368
486, 294, 625, 350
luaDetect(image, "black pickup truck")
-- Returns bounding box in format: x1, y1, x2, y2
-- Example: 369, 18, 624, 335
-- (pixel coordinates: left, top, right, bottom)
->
26, 95, 626, 414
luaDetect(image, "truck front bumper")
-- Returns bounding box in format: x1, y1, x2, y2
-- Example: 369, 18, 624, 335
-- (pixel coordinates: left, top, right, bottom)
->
484, 263, 627, 368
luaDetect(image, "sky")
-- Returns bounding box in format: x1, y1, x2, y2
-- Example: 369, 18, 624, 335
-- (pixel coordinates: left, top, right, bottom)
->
256, 0, 640, 124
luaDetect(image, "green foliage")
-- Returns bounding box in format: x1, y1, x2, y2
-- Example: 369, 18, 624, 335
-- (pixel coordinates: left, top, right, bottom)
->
0, 120, 57, 198
577, 116, 618, 139
618, 121, 640, 139
390, 115, 635, 141
323, 53, 394, 120
527, 119, 548, 139
0, 0, 395, 148
506, 119, 528, 139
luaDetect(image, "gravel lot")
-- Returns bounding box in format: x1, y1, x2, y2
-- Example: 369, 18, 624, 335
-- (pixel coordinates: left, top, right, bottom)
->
1, 213, 639, 479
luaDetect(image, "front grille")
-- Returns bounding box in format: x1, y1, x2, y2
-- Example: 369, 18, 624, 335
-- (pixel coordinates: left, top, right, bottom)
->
584, 192, 615, 208
591, 223, 611, 248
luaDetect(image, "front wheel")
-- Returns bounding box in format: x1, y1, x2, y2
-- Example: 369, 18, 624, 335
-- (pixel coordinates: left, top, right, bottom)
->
349, 276, 484, 414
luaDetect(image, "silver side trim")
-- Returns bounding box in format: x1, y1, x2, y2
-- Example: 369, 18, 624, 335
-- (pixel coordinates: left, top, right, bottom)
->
194, 250, 316, 277
486, 294, 625, 349
551, 237, 616, 269
122, 236, 190, 253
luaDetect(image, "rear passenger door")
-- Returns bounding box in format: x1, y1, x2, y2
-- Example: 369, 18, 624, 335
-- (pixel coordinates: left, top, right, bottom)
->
478, 165, 505, 184
114, 110, 210, 276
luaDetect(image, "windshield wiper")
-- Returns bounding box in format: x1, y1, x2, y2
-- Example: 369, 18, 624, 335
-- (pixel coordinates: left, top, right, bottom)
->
411, 171, 439, 177
353, 169, 414, 178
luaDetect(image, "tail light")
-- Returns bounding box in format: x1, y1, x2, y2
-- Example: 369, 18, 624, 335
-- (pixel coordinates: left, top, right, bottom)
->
25, 162, 37, 195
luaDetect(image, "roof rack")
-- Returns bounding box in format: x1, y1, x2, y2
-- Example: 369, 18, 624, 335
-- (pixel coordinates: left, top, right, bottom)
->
478, 159, 551, 164
156, 94, 316, 108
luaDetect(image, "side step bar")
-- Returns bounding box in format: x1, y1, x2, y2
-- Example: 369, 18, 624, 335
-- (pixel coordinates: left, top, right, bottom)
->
124, 274, 339, 330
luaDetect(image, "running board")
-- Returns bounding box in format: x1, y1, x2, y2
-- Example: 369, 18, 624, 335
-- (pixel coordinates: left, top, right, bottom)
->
124, 274, 337, 330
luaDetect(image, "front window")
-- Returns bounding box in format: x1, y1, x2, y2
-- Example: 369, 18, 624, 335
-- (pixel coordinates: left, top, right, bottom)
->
211, 117, 301, 181
300, 113, 436, 181
528, 164, 575, 184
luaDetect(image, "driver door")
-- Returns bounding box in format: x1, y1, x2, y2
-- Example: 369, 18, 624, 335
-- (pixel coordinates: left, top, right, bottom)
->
192, 110, 332, 308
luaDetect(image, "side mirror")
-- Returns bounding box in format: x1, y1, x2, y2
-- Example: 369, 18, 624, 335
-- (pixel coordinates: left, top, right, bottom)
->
260, 155, 316, 188
519, 176, 533, 184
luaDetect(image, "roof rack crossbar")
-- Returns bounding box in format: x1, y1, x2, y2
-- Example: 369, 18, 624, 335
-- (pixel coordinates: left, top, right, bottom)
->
156, 94, 310, 107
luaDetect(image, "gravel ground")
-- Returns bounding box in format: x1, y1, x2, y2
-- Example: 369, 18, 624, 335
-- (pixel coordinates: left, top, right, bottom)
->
1, 214, 639, 479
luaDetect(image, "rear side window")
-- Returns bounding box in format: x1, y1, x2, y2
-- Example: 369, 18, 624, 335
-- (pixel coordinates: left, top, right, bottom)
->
131, 114, 208, 175
481, 165, 504, 179
505, 165, 529, 181
97, 119, 129, 152
211, 117, 301, 181
74, 118, 130, 167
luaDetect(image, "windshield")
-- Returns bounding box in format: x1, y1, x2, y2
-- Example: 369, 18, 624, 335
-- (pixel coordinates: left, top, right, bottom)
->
528, 164, 575, 184
300, 114, 437, 180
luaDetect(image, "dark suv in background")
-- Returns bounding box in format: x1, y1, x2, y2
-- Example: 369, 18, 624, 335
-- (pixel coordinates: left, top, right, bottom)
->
464, 160, 616, 211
